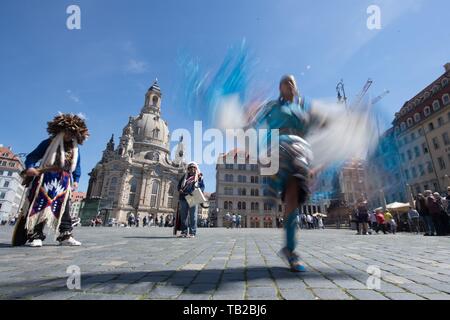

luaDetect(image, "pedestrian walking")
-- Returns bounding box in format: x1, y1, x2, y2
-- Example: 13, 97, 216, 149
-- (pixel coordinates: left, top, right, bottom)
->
417, 193, 435, 236
177, 162, 205, 238
407, 206, 421, 234
356, 198, 369, 235
375, 209, 387, 234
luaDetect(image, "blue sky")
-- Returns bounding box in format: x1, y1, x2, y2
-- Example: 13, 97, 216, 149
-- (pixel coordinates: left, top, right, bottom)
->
1, 0, 449, 192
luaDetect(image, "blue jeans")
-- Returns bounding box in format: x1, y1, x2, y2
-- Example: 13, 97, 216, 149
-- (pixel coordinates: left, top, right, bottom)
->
179, 199, 197, 235
422, 215, 436, 235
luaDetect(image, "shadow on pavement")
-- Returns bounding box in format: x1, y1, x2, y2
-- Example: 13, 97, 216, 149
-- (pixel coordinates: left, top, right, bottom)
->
0, 266, 361, 299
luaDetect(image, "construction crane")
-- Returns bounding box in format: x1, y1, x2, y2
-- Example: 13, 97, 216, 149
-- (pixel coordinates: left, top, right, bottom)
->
371, 90, 390, 105
350, 78, 373, 109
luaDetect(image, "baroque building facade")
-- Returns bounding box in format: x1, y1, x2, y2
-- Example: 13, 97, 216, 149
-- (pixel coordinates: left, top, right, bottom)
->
392, 63, 450, 195
86, 81, 186, 224
215, 150, 328, 228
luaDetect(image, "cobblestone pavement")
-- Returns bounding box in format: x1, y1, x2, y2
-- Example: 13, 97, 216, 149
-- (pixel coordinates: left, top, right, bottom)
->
1, 226, 450, 300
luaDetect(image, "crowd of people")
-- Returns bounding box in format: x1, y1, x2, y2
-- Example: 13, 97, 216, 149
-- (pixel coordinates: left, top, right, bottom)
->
224, 212, 242, 229
352, 187, 450, 236
414, 188, 450, 236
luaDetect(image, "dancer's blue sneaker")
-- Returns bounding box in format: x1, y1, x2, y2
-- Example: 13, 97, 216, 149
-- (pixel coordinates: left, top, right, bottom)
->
280, 247, 307, 273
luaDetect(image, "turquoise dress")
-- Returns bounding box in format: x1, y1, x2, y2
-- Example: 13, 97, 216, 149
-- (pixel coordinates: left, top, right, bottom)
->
251, 96, 320, 205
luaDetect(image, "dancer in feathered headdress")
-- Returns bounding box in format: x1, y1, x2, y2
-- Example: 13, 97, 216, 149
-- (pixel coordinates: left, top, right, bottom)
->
13, 113, 89, 247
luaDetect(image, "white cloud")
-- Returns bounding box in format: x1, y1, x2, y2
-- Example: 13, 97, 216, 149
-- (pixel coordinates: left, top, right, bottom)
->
125, 59, 148, 74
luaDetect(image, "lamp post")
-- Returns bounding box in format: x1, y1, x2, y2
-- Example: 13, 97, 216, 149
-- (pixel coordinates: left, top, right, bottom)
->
406, 183, 415, 208
380, 189, 387, 211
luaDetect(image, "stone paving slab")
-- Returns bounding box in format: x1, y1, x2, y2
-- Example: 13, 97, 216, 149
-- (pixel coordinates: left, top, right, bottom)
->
0, 226, 450, 300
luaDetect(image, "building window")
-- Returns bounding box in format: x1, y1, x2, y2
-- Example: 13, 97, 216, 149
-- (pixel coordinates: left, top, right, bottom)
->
150, 180, 160, 208
224, 187, 233, 195
225, 164, 233, 170
238, 188, 247, 196
108, 177, 118, 198
442, 94, 450, 106
128, 178, 137, 206
238, 164, 246, 170
414, 113, 421, 122
237, 201, 246, 210
438, 117, 444, 127
411, 132, 416, 140
224, 201, 233, 210
418, 128, 424, 136
414, 146, 420, 158
424, 106, 431, 117
443, 132, 450, 146
432, 137, 440, 150
422, 143, 429, 154
427, 162, 433, 174
438, 157, 446, 171
238, 175, 247, 183
411, 167, 417, 178
433, 100, 441, 111
167, 184, 174, 208
152, 128, 160, 139
250, 176, 259, 184
400, 122, 406, 131
407, 150, 413, 161
443, 78, 449, 87
407, 118, 413, 127
225, 174, 233, 182
3, 181, 9, 188
418, 164, 425, 176
251, 202, 259, 211
428, 122, 435, 131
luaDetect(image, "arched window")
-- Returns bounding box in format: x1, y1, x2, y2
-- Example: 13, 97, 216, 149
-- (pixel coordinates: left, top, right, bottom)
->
145, 152, 153, 160
150, 180, 160, 208
414, 113, 421, 122
108, 177, 118, 199
152, 128, 160, 139
442, 94, 450, 106
442, 78, 449, 87
128, 178, 137, 206
433, 100, 440, 111
152, 96, 159, 106
407, 118, 413, 127
400, 122, 406, 131
424, 106, 431, 117
225, 201, 233, 210
167, 184, 174, 208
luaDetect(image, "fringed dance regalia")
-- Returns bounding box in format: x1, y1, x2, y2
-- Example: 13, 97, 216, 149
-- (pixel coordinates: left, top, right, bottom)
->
24, 132, 80, 236
251, 95, 322, 205
249, 93, 325, 271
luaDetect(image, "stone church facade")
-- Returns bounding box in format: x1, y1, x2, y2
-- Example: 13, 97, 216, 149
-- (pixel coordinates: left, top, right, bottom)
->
86, 81, 186, 224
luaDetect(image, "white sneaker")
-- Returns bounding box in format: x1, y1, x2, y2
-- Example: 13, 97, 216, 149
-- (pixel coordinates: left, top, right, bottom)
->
29, 239, 43, 247
59, 237, 81, 246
